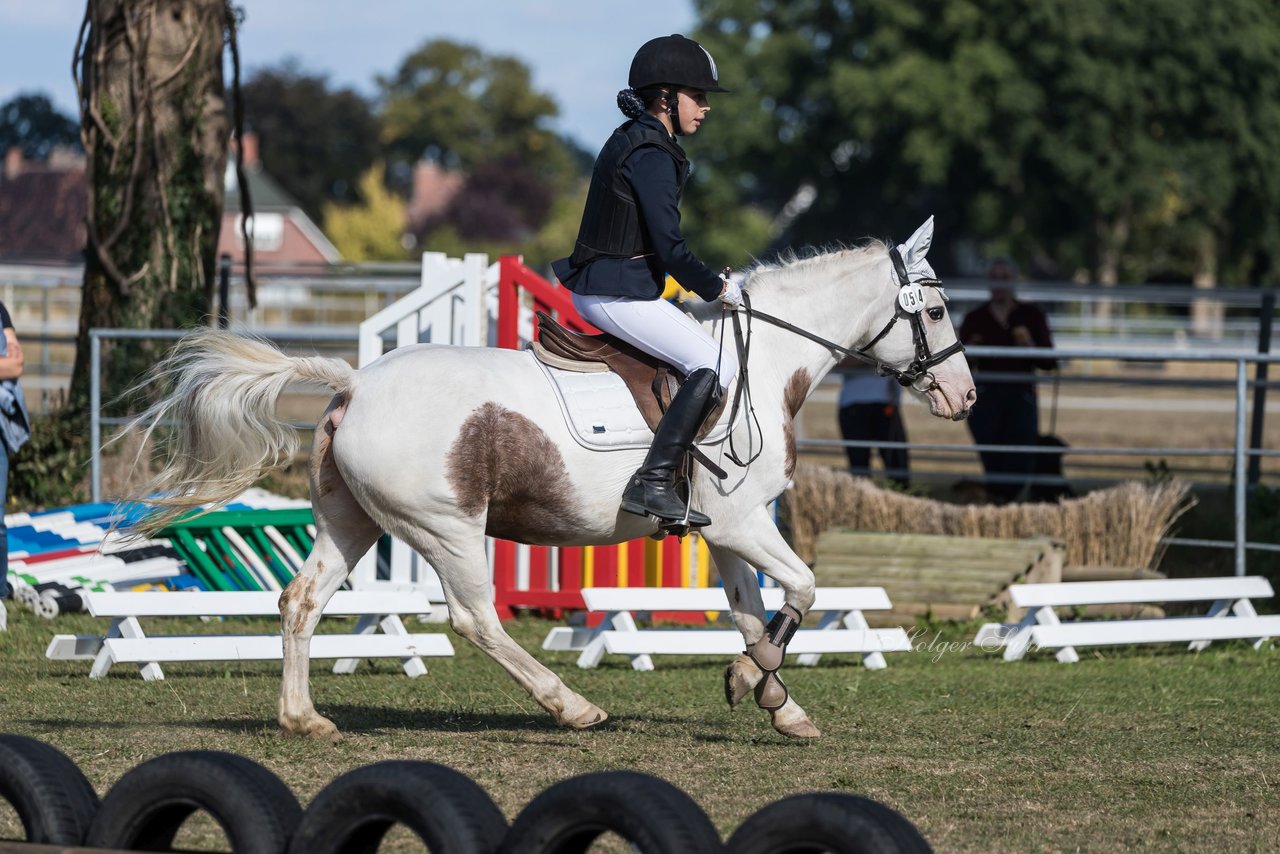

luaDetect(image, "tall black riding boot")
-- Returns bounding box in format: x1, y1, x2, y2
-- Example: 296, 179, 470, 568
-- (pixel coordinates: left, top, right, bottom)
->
620, 367, 720, 528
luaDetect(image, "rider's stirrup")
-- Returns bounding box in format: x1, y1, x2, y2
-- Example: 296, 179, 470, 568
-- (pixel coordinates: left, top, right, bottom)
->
620, 367, 719, 530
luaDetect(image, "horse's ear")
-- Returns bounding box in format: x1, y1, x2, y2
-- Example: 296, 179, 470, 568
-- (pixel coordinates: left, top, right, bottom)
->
900, 215, 935, 268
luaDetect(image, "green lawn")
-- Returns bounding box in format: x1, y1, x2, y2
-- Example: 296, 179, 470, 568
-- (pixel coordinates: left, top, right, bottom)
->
1, 607, 1278, 852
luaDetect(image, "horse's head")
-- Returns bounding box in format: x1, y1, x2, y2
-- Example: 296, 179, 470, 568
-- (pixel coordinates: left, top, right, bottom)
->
862, 217, 976, 421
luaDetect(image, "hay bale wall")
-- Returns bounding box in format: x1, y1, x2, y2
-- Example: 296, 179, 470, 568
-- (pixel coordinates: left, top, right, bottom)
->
783, 462, 1194, 571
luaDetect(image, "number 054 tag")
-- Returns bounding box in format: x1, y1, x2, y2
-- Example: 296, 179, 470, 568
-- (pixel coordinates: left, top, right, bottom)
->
898, 286, 926, 313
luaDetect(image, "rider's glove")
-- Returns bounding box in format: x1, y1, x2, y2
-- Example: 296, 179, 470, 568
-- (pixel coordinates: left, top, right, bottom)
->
719, 268, 743, 308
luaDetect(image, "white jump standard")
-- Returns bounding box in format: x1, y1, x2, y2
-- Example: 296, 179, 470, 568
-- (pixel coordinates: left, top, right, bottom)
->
47, 590, 449, 680
543, 586, 910, 671
974, 576, 1278, 662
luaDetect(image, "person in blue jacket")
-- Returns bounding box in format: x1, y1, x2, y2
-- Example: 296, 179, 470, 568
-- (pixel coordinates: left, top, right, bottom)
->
553, 34, 742, 530
0, 300, 28, 610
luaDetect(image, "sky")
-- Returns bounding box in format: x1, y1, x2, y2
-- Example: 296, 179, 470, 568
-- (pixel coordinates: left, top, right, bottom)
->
0, 0, 698, 151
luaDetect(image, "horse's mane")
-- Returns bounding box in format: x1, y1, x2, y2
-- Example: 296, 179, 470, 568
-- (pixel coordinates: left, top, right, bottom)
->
681, 239, 888, 323
742, 239, 888, 293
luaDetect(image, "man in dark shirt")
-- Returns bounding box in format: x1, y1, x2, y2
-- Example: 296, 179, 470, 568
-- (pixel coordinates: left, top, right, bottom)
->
958, 259, 1056, 501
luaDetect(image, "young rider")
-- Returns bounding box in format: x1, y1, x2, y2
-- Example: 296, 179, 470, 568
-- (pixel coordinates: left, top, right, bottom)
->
552, 34, 743, 530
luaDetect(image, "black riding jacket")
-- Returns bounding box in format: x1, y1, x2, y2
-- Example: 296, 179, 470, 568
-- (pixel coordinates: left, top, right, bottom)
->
552, 113, 723, 302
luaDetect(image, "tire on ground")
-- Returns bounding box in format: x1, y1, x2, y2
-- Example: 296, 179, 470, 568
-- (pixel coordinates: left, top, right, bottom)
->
287, 760, 507, 854
85, 750, 302, 854
499, 770, 722, 854
0, 733, 100, 844
726, 792, 932, 854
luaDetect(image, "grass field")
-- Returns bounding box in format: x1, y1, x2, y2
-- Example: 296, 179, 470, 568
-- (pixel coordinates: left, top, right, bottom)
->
2, 607, 1278, 852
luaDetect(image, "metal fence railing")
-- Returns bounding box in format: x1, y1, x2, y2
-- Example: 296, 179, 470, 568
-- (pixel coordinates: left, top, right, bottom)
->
804, 344, 1280, 576
90, 330, 1279, 577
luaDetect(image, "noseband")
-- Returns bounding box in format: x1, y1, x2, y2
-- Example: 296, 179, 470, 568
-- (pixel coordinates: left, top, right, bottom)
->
734, 246, 964, 393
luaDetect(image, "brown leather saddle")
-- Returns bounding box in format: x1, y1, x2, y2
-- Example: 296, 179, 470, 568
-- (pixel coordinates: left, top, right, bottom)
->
531, 311, 726, 441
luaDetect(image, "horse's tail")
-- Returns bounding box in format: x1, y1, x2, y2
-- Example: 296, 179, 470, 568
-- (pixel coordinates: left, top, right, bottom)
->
123, 328, 357, 536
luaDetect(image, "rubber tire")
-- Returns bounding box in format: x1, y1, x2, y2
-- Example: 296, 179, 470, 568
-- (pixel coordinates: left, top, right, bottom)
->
499, 770, 723, 854
0, 734, 100, 844
287, 760, 506, 854
725, 793, 932, 854
85, 750, 301, 853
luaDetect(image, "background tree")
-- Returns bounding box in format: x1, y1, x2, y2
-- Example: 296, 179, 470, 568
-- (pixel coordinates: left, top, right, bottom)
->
323, 163, 408, 262
377, 40, 581, 189
12, 1, 245, 506
239, 62, 381, 224
43, 0, 245, 474
0, 93, 82, 159
693, 0, 1280, 285
418, 180, 589, 272
379, 39, 591, 266
70, 0, 243, 416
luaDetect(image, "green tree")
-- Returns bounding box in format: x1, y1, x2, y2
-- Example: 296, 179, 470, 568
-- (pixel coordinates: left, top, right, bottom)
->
323, 164, 408, 262
240, 62, 381, 224
0, 93, 82, 159
380, 39, 597, 266
377, 39, 576, 188
692, 0, 1280, 283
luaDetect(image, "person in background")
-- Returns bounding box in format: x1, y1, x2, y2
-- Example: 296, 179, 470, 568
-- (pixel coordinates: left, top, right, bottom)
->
837, 360, 909, 488
0, 299, 29, 619
958, 257, 1055, 501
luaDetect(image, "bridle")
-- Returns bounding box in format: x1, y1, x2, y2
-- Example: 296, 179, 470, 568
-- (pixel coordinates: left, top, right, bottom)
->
715, 245, 964, 470
732, 245, 965, 394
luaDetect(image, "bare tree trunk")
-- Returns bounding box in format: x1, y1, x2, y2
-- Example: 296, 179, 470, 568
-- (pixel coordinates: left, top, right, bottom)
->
1190, 229, 1223, 339
69, 0, 235, 412
1092, 213, 1130, 331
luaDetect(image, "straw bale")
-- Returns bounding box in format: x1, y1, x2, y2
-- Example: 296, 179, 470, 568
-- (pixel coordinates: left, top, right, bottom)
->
783, 462, 1195, 570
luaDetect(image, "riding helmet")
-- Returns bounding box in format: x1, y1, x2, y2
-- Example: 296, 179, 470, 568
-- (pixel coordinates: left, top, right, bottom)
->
629, 34, 729, 93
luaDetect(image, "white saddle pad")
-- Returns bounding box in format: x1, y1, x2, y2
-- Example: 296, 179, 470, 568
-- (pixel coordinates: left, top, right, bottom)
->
529, 350, 736, 451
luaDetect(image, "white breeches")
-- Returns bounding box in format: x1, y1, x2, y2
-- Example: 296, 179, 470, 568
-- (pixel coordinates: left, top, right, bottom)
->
572, 294, 738, 391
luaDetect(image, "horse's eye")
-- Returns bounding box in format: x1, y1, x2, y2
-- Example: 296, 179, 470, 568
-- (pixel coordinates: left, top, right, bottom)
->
926, 307, 945, 321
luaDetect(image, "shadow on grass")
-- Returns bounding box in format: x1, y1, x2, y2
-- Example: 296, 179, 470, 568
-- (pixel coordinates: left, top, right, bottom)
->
18, 704, 710, 738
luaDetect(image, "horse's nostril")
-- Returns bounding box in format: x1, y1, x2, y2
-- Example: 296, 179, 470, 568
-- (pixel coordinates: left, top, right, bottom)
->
965, 387, 977, 405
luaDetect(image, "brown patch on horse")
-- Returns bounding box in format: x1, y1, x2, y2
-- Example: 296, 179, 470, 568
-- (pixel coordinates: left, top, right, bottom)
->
279, 574, 318, 636
781, 369, 811, 479
311, 394, 347, 499
447, 403, 588, 541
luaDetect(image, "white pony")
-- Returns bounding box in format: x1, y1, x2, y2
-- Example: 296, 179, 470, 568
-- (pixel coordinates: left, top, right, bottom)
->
129, 216, 975, 740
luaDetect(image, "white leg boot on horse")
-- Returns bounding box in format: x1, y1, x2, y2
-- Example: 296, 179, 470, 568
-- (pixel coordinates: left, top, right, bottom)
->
279, 401, 382, 741
619, 368, 719, 530
705, 511, 821, 739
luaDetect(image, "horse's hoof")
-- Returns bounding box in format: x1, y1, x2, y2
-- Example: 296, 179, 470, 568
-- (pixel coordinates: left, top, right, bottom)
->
280, 714, 342, 742
725, 654, 762, 709
558, 700, 609, 730
770, 703, 822, 739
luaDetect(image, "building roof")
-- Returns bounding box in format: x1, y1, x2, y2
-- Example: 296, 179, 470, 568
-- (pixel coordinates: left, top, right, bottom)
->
0, 163, 87, 263
223, 162, 300, 213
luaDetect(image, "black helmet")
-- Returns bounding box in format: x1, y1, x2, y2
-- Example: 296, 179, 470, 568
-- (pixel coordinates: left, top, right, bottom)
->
629, 34, 728, 93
